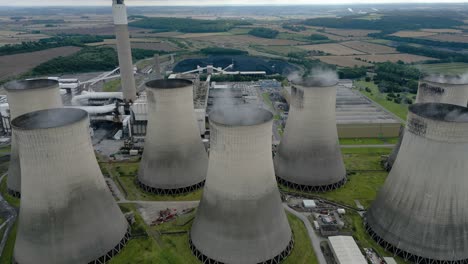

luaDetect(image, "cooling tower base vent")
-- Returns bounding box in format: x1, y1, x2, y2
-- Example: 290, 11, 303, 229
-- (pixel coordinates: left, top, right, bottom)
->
189, 236, 294, 264
136, 179, 205, 196
276, 176, 347, 193
7, 188, 20, 198
365, 223, 467, 264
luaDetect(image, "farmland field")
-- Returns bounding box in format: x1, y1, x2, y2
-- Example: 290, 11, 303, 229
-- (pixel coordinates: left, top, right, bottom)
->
0, 30, 49, 46
88, 39, 179, 51
190, 34, 305, 46
252, 45, 305, 56
416, 63, 468, 74
421, 28, 463, 33
354, 53, 435, 63
341, 41, 397, 54
424, 33, 468, 43
0, 46, 82, 80
324, 28, 379, 37
314, 55, 372, 67
299, 43, 364, 55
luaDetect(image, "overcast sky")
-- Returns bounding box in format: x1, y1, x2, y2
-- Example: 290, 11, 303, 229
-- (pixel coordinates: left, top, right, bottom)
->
1, 0, 467, 6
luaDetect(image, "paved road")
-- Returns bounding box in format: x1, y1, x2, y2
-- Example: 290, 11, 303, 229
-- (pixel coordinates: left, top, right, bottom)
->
283, 204, 327, 264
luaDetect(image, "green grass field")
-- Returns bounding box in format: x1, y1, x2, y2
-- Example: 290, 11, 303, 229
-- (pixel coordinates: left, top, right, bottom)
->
103, 79, 122, 92
252, 45, 305, 56
339, 137, 398, 145
0, 220, 17, 264
416, 63, 468, 75
111, 204, 318, 264
354, 80, 409, 121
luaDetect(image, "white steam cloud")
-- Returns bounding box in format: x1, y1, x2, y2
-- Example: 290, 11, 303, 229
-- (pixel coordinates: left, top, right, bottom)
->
288, 67, 338, 87
424, 73, 468, 85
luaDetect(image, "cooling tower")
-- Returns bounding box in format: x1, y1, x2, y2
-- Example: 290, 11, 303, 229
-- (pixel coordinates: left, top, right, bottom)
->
367, 103, 468, 263
385, 76, 468, 170
138, 79, 208, 195
190, 107, 293, 264
112, 0, 137, 102
4, 79, 63, 198
274, 79, 346, 192
12, 108, 129, 264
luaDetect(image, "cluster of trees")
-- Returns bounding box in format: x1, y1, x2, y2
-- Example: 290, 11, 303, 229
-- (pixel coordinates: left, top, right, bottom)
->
129, 17, 251, 33
338, 66, 367, 79
282, 24, 307, 32
309, 34, 329, 41
248, 28, 279, 39
0, 34, 111, 56
397, 45, 468, 63
369, 33, 468, 49
374, 62, 420, 94
29, 47, 157, 76
201, 47, 248, 56
302, 15, 462, 33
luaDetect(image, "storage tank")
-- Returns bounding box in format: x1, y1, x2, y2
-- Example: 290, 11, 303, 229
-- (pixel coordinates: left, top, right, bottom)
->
138, 79, 208, 195
274, 77, 346, 192
190, 107, 293, 264
4, 79, 63, 197
385, 75, 468, 170
12, 108, 129, 263
112, 0, 137, 102
367, 103, 468, 263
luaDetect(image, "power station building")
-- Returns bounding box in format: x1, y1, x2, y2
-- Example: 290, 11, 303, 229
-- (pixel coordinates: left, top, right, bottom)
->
274, 78, 347, 192
366, 103, 468, 263
112, 0, 137, 102
4, 79, 63, 197
137, 79, 208, 195
12, 108, 129, 264
190, 107, 293, 264
385, 76, 468, 170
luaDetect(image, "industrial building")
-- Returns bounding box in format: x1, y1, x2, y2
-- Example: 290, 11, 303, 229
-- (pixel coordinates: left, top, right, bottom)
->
283, 80, 401, 138
12, 108, 129, 263
385, 76, 468, 170
366, 103, 468, 263
137, 79, 208, 195
190, 107, 293, 264
275, 77, 347, 192
328, 236, 367, 264
112, 0, 137, 103
4, 79, 63, 198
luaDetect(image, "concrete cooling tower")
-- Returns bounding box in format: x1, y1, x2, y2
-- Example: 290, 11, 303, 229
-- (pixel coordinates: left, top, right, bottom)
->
274, 78, 346, 192
12, 108, 129, 264
190, 107, 293, 264
112, 0, 137, 102
4, 79, 63, 198
367, 103, 468, 263
138, 79, 208, 195
385, 76, 468, 170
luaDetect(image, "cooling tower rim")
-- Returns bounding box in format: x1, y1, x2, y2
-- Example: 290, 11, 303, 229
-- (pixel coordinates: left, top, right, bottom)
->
290, 77, 338, 87
422, 75, 468, 85
12, 108, 88, 131
410, 103, 468, 123
209, 107, 273, 126
4, 79, 58, 92
145, 79, 192, 90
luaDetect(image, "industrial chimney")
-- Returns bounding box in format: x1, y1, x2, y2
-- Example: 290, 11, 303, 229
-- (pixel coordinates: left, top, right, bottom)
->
274, 77, 347, 192
138, 79, 208, 195
367, 103, 468, 263
190, 107, 293, 264
385, 75, 468, 170
4, 79, 63, 198
12, 108, 129, 263
112, 0, 137, 103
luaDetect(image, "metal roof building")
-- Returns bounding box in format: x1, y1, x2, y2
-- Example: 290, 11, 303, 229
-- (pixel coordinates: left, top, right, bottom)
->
328, 236, 367, 264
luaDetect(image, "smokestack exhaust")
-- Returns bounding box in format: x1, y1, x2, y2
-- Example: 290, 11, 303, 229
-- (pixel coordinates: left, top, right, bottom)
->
190, 107, 293, 264
4, 79, 63, 198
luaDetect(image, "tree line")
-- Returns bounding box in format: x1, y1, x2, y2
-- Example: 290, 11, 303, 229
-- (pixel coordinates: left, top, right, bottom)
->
129, 17, 251, 33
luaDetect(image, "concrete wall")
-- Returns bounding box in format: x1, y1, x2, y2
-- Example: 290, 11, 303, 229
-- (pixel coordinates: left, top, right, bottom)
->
416, 80, 468, 107
4, 79, 63, 196
275, 84, 346, 189
367, 103, 468, 261
138, 80, 208, 191
190, 108, 292, 264
13, 108, 128, 263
